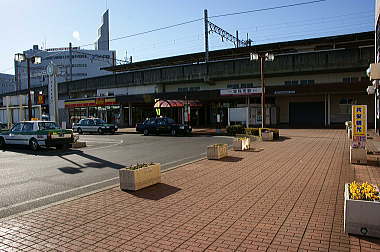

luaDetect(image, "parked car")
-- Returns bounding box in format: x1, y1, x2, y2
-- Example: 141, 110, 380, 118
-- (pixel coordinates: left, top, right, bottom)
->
72, 118, 118, 135
0, 123, 8, 132
0, 121, 74, 151
136, 117, 192, 136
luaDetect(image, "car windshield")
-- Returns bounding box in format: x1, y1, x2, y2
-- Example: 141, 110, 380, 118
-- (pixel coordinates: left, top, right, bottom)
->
38, 122, 60, 130
94, 119, 106, 125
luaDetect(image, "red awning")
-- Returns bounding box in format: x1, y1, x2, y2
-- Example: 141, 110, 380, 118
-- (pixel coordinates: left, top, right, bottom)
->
154, 99, 202, 108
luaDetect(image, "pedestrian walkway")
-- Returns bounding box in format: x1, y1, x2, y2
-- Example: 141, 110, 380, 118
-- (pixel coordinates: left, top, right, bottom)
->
1, 130, 379, 251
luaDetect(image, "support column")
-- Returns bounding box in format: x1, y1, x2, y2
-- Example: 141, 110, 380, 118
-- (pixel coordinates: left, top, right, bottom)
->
324, 93, 327, 127
128, 103, 132, 127
246, 96, 250, 128
327, 93, 331, 127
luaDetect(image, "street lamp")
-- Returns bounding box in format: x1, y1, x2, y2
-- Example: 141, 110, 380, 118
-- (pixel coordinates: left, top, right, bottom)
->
14, 53, 42, 120
250, 52, 274, 128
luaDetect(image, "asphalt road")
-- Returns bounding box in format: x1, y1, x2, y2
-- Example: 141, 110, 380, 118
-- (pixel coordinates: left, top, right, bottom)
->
0, 132, 232, 218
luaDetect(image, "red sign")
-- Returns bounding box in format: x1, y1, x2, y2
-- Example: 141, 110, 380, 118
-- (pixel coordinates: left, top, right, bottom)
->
37, 95, 45, 105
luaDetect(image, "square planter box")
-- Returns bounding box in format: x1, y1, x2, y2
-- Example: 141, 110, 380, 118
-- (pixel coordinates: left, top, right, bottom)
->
233, 138, 250, 151
344, 183, 380, 238
261, 131, 274, 141
119, 163, 161, 191
207, 144, 228, 160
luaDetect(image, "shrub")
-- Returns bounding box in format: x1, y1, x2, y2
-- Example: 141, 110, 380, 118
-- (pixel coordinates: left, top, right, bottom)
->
226, 125, 245, 136
245, 128, 260, 136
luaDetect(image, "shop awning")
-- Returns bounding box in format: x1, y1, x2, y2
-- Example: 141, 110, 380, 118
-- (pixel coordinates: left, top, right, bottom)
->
154, 99, 202, 108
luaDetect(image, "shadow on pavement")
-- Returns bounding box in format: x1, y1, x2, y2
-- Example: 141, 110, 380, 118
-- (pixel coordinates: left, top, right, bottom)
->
57, 151, 125, 174
216, 156, 243, 162
126, 183, 181, 200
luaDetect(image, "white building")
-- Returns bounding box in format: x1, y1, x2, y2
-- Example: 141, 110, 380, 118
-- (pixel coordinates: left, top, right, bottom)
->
15, 45, 116, 91
13, 9, 114, 91
95, 10, 109, 51
0, 73, 15, 95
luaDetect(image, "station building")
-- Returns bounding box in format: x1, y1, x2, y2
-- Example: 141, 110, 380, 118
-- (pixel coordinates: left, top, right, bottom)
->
28, 31, 376, 128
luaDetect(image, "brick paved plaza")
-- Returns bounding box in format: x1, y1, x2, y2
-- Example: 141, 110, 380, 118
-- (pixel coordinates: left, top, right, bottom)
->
0, 130, 379, 251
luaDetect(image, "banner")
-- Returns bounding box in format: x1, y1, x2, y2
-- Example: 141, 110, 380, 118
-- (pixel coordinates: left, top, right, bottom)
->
352, 105, 367, 149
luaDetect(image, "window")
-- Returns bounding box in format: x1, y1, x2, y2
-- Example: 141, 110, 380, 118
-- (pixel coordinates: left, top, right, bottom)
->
343, 77, 360, 84
339, 98, 354, 114
178, 88, 188, 92
38, 122, 60, 130
300, 80, 315, 85
227, 84, 239, 89
94, 119, 105, 125
22, 123, 34, 132
241, 83, 253, 88
167, 118, 176, 124
11, 123, 23, 132
189, 87, 200, 92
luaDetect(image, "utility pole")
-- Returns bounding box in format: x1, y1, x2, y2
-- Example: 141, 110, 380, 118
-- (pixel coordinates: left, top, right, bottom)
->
236, 31, 239, 48
27, 58, 32, 120
69, 42, 73, 81
204, 9, 209, 63
260, 56, 265, 128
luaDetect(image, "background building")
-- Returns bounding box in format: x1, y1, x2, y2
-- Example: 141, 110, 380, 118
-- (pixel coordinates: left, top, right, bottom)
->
57, 32, 374, 129
0, 73, 15, 95
95, 10, 110, 51
14, 45, 116, 91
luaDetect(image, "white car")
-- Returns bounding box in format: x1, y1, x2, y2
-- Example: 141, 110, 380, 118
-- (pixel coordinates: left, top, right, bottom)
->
0, 121, 74, 151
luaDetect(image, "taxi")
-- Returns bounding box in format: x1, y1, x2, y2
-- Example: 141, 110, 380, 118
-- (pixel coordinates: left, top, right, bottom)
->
0, 120, 74, 151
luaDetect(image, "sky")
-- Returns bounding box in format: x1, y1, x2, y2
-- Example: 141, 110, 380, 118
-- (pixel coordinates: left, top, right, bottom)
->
0, 0, 375, 75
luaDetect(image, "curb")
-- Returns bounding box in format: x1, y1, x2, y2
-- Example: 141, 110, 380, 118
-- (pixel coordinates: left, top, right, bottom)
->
0, 156, 212, 221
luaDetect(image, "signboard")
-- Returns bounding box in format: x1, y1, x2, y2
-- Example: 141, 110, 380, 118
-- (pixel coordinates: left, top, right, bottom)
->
274, 91, 296, 95
352, 105, 367, 149
37, 95, 45, 105
220, 88, 262, 96
95, 98, 105, 106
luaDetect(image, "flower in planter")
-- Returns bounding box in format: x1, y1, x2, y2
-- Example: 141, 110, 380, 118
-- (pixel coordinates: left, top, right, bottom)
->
349, 181, 380, 201
127, 162, 155, 170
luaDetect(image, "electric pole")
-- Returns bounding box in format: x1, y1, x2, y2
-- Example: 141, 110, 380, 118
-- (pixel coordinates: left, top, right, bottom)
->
204, 9, 209, 63
69, 42, 73, 81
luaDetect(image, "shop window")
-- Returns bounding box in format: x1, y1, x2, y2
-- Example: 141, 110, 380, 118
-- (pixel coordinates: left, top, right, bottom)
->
189, 87, 200, 92
178, 87, 188, 92
339, 98, 354, 115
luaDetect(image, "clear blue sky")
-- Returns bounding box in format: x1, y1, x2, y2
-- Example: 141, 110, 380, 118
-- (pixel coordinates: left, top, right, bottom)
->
0, 0, 375, 74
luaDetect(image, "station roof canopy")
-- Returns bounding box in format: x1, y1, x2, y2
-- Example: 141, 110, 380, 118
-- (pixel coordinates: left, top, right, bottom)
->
102, 31, 373, 73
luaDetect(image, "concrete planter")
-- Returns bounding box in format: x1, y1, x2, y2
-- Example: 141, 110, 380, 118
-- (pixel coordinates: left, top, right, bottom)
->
119, 163, 161, 191
233, 138, 250, 151
344, 183, 380, 238
207, 144, 228, 160
261, 131, 274, 141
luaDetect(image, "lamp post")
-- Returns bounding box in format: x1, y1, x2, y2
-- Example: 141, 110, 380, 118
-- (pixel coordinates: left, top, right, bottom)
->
250, 52, 274, 128
14, 53, 42, 120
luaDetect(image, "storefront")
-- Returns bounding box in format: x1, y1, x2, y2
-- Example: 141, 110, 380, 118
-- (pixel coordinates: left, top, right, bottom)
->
64, 97, 120, 126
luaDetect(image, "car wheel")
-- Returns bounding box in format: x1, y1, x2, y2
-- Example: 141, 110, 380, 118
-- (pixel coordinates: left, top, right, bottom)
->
111, 130, 116, 135
30, 138, 39, 151
98, 128, 104, 135
0, 137, 5, 149
143, 129, 149, 136
171, 129, 176, 136
77, 128, 83, 134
